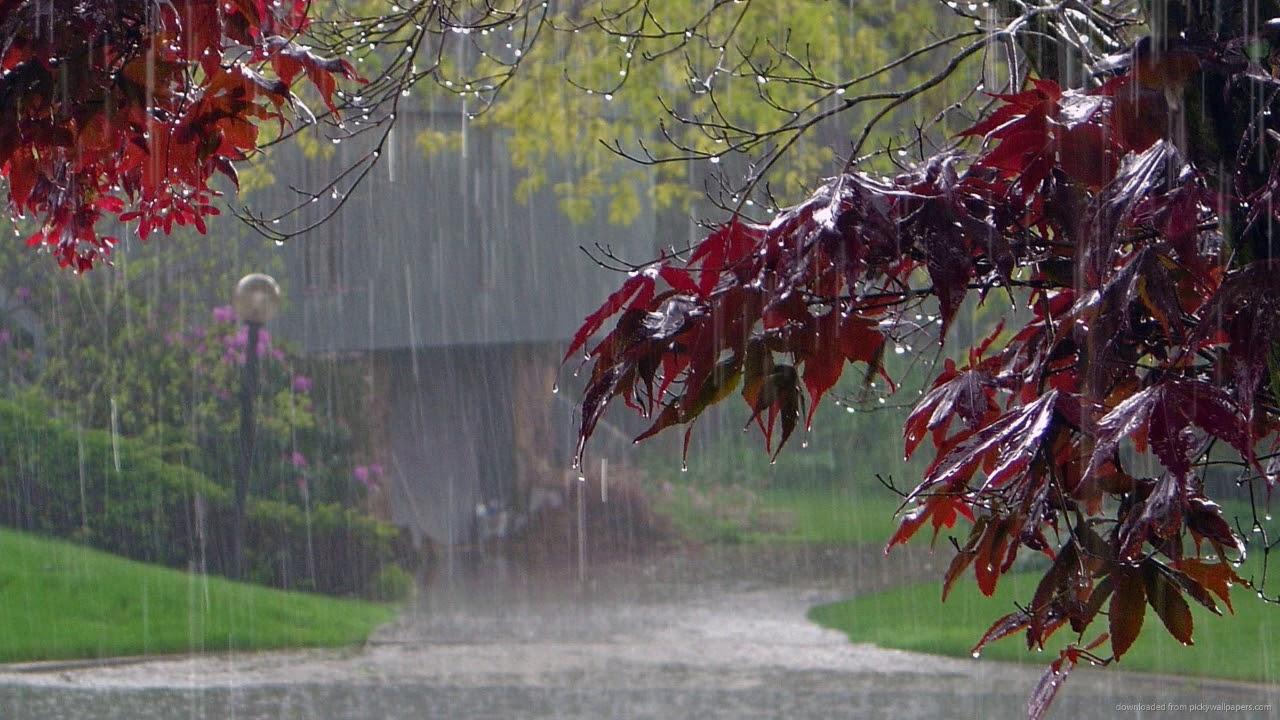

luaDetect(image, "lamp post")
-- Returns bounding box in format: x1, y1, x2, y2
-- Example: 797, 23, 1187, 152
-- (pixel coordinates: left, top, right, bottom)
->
230, 273, 281, 580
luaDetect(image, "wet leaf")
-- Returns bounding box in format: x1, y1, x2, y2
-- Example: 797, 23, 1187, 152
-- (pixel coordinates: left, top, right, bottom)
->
1109, 566, 1147, 659
1026, 652, 1075, 720
563, 274, 655, 363
800, 309, 846, 428
971, 610, 1032, 656
904, 359, 998, 459
918, 390, 1059, 496
1143, 562, 1194, 646
1086, 380, 1253, 484
1173, 560, 1246, 614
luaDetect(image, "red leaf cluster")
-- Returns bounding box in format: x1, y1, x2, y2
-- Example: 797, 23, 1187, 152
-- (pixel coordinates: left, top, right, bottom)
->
0, 0, 360, 269
573, 47, 1279, 715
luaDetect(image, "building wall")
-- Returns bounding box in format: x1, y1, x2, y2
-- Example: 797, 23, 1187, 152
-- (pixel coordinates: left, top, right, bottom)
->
369, 343, 578, 545
266, 107, 709, 545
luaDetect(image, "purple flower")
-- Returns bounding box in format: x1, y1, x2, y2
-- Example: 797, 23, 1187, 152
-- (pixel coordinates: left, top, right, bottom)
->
292, 375, 313, 393
0, 329, 9, 347
225, 327, 248, 349
271, 348, 286, 362
289, 451, 308, 469
13, 287, 30, 303
226, 326, 271, 355
353, 465, 376, 490
211, 305, 235, 324
369, 463, 384, 477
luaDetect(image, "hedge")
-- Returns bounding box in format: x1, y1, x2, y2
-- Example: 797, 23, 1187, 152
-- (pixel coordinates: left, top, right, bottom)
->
0, 397, 415, 597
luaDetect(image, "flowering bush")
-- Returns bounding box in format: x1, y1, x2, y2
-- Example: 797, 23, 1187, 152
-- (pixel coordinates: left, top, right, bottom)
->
166, 302, 376, 509
24, 287, 380, 512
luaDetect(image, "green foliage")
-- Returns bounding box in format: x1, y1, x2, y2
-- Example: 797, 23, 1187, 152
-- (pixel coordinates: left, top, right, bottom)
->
0, 527, 396, 663
0, 395, 410, 598
244, 498, 411, 597
413, 1, 971, 223
752, 487, 905, 545
0, 393, 223, 568
0, 287, 37, 387
151, 308, 365, 511
28, 281, 360, 512
367, 564, 417, 603
647, 482, 762, 544
0, 225, 398, 570
0, 186, 406, 599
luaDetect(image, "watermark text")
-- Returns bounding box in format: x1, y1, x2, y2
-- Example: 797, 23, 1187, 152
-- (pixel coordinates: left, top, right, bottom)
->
1115, 702, 1272, 713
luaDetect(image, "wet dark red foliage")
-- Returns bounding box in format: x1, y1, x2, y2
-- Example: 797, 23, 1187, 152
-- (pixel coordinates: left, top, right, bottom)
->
0, 0, 358, 270
573, 37, 1280, 719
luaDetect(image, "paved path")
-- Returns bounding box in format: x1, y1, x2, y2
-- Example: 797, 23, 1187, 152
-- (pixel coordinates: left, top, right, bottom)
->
0, 546, 1276, 719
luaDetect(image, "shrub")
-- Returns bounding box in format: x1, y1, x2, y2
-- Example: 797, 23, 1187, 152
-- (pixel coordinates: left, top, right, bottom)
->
367, 565, 416, 603
0, 395, 414, 598
236, 499, 414, 597
0, 394, 221, 568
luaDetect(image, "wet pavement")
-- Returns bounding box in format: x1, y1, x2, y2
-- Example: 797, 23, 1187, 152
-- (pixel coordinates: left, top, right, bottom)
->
0, 545, 1276, 719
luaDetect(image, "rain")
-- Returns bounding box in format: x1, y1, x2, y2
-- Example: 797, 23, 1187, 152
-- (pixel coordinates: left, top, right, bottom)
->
0, 1, 1277, 719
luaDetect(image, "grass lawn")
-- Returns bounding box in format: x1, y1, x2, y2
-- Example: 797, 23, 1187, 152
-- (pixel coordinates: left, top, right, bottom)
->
751, 487, 906, 544
809, 557, 1280, 683
0, 528, 398, 663
650, 481, 909, 546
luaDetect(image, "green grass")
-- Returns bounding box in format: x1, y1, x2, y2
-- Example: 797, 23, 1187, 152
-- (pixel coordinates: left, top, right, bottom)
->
809, 561, 1280, 683
649, 481, 908, 546
0, 528, 398, 663
749, 487, 905, 544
